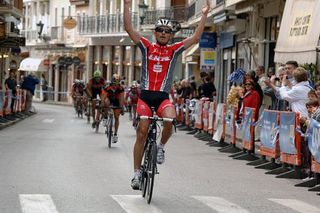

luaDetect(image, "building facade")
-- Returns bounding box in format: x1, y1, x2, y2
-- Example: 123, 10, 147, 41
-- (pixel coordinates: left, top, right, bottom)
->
0, 0, 25, 87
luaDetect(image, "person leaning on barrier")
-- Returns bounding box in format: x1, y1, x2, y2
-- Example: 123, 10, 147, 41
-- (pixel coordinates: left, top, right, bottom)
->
279, 67, 311, 119
21, 72, 40, 113
5, 70, 17, 114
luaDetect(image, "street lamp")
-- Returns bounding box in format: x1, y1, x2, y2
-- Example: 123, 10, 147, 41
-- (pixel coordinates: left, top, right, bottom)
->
138, 1, 148, 25
36, 21, 44, 38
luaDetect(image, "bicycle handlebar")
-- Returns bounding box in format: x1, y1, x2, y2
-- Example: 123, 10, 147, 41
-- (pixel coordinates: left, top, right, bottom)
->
139, 116, 174, 122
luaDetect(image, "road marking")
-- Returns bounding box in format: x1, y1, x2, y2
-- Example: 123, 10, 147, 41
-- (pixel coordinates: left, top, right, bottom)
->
42, 119, 55, 123
269, 198, 320, 213
19, 194, 59, 213
111, 195, 163, 213
192, 196, 251, 213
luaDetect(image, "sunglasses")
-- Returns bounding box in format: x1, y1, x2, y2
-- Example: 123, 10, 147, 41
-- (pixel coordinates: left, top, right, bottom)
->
155, 27, 172, 34
245, 83, 252, 86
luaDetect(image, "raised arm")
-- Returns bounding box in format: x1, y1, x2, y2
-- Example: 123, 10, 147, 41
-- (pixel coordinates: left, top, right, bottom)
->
124, 0, 141, 44
183, 0, 210, 49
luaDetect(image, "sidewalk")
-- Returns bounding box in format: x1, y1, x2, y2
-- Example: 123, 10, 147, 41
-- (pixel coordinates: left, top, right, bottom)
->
0, 112, 37, 130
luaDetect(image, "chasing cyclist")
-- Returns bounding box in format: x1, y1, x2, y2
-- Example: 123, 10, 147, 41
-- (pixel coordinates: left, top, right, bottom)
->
126, 82, 141, 127
71, 79, 87, 114
101, 74, 125, 143
86, 70, 105, 128
124, 0, 211, 190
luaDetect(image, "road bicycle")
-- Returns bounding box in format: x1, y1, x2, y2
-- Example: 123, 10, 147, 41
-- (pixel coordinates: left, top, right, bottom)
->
75, 95, 84, 118
139, 108, 176, 204
86, 100, 92, 124
103, 105, 121, 148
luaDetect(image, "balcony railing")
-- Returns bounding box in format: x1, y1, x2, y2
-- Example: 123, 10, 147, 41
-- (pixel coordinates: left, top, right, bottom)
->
20, 29, 38, 42
78, 12, 139, 35
144, 6, 189, 25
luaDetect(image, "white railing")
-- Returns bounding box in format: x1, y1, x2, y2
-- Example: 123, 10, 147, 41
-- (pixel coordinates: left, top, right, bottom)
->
78, 12, 139, 35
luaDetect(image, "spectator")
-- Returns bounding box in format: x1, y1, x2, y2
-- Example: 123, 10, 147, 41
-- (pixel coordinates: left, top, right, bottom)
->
19, 75, 24, 86
240, 79, 261, 121
199, 75, 216, 100
179, 79, 192, 100
307, 90, 318, 102
264, 66, 288, 111
267, 67, 276, 78
21, 72, 40, 112
279, 67, 311, 118
256, 65, 268, 90
245, 70, 263, 107
284, 60, 299, 87
5, 70, 17, 113
190, 76, 197, 98
314, 81, 320, 98
40, 73, 48, 102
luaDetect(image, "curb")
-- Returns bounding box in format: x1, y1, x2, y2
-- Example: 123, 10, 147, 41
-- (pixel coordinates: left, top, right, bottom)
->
0, 112, 37, 130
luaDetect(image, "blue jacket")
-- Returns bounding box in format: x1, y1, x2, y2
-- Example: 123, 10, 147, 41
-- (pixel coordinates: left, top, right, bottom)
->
21, 75, 40, 95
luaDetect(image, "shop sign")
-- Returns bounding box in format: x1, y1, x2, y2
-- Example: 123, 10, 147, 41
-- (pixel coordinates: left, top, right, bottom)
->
63, 17, 77, 30
58, 56, 66, 65
199, 32, 217, 48
73, 56, 81, 65
65, 57, 73, 66
9, 60, 17, 69
200, 48, 215, 71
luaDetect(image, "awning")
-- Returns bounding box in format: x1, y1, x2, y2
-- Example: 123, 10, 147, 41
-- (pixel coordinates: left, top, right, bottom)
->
19, 58, 48, 72
274, 0, 320, 64
225, 0, 246, 8
186, 43, 200, 57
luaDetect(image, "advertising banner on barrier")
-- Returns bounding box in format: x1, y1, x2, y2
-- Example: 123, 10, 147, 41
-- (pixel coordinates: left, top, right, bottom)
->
194, 100, 201, 127
203, 101, 210, 131
0, 90, 4, 110
213, 103, 224, 141
279, 112, 296, 154
242, 108, 253, 142
185, 99, 190, 125
308, 119, 320, 163
260, 111, 278, 149
229, 106, 235, 138
208, 102, 214, 130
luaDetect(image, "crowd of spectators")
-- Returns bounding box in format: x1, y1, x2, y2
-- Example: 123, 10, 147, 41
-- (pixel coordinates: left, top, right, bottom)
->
172, 72, 217, 102
226, 60, 320, 178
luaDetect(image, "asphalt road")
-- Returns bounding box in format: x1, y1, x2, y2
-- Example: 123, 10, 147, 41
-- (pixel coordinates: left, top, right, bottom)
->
0, 103, 320, 213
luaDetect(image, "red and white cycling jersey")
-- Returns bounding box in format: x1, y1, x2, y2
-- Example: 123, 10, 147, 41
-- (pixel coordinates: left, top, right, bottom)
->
137, 37, 184, 93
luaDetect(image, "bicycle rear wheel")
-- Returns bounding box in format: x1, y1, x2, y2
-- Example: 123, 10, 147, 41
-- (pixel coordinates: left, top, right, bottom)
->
146, 142, 157, 204
107, 116, 113, 148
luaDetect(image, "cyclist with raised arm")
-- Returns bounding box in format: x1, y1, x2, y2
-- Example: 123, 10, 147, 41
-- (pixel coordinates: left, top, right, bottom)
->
124, 0, 211, 190
101, 74, 125, 143
86, 70, 105, 128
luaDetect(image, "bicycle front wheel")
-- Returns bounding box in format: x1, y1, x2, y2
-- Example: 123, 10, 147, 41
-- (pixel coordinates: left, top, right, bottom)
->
146, 142, 157, 204
107, 116, 113, 148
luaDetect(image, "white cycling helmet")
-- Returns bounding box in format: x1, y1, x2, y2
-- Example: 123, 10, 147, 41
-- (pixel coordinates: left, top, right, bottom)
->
155, 18, 173, 30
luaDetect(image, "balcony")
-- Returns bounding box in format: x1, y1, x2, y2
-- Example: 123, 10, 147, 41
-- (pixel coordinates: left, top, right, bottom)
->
78, 13, 139, 36
69, 0, 89, 6
20, 29, 38, 43
0, 0, 23, 18
144, 6, 189, 25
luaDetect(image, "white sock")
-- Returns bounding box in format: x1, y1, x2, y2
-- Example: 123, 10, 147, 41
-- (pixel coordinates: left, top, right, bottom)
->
158, 143, 165, 149
134, 169, 141, 177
